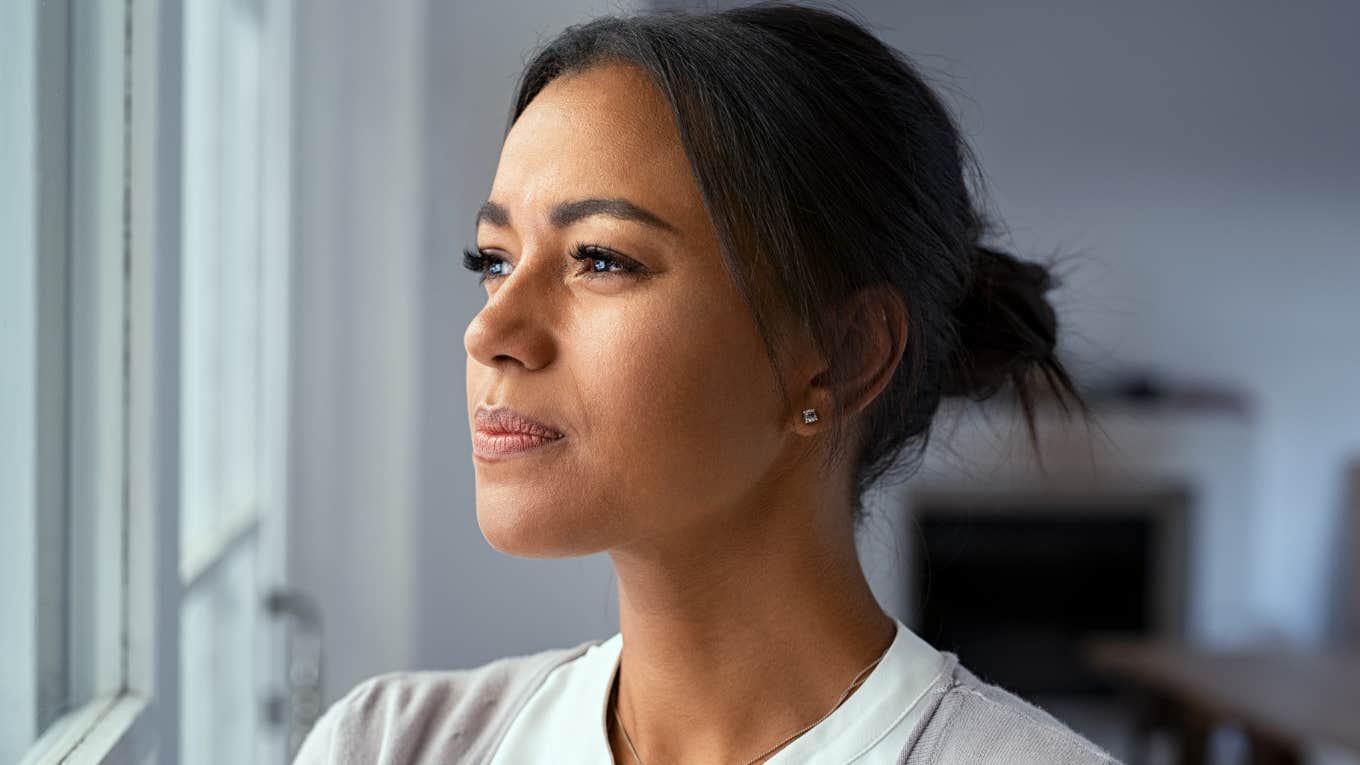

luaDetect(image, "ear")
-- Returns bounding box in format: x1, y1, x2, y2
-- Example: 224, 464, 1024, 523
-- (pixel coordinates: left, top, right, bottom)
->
796, 285, 909, 434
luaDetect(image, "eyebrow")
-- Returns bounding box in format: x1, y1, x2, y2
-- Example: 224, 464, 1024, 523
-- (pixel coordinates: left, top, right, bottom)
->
476, 198, 679, 235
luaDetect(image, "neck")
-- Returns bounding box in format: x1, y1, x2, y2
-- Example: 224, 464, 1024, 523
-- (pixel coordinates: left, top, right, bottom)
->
605, 475, 896, 764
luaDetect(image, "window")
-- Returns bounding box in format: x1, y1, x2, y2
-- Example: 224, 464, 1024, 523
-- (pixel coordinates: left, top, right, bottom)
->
4, 2, 134, 761
179, 0, 292, 762
2, 1, 294, 762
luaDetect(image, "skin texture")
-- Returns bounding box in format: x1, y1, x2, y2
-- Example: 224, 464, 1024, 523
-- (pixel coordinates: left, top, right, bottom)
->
465, 61, 907, 764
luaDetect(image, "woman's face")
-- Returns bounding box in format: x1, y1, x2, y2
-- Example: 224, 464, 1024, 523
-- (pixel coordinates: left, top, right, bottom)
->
465, 62, 812, 558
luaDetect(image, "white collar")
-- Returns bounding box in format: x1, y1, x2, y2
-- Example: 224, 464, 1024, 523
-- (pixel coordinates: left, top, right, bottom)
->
580, 617, 947, 763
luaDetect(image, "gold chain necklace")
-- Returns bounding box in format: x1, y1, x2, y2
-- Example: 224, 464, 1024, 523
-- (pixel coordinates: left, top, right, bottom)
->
610, 644, 890, 765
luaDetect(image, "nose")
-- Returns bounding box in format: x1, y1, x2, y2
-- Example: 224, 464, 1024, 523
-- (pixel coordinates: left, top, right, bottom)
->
464, 259, 557, 373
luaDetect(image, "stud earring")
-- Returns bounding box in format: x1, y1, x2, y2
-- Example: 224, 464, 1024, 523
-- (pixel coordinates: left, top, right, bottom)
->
802, 408, 819, 425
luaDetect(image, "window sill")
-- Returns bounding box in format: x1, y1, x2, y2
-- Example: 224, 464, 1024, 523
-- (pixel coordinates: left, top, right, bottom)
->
19, 693, 150, 765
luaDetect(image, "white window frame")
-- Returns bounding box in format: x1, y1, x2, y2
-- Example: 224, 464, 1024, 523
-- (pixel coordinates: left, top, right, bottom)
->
12, 1, 179, 762
8, 0, 294, 761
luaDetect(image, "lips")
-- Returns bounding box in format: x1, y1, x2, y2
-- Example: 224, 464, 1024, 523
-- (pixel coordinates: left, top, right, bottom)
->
473, 405, 565, 460
474, 405, 564, 438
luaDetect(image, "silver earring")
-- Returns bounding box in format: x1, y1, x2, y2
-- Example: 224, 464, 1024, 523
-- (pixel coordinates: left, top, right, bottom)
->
802, 408, 819, 425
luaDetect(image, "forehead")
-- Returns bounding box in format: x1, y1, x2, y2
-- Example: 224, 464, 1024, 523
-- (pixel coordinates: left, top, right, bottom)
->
489, 61, 704, 231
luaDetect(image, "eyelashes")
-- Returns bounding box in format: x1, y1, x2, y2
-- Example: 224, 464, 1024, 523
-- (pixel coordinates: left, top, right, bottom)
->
461, 248, 510, 283
461, 242, 645, 285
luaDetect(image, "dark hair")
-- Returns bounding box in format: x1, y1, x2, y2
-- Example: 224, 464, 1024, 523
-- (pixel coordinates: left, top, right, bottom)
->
508, 1, 1091, 522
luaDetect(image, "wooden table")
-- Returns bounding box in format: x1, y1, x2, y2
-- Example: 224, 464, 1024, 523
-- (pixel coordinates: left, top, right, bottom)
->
1083, 638, 1360, 765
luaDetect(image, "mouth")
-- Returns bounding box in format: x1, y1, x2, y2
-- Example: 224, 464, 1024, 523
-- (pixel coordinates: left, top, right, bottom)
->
472, 430, 565, 460
473, 404, 566, 461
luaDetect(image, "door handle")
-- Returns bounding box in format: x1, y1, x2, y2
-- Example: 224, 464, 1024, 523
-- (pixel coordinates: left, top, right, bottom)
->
264, 588, 324, 760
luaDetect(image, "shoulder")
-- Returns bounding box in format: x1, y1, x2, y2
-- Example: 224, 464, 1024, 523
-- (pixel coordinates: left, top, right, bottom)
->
291, 640, 601, 765
905, 652, 1124, 765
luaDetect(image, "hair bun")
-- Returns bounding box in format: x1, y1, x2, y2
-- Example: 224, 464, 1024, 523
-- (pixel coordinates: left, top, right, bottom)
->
940, 245, 1061, 401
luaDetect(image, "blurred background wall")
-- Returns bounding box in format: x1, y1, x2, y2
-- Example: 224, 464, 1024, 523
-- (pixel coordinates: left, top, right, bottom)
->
839, 0, 1360, 653
287, 0, 1360, 731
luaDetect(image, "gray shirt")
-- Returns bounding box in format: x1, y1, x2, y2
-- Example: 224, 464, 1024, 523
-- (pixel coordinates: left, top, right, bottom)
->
293, 641, 1124, 764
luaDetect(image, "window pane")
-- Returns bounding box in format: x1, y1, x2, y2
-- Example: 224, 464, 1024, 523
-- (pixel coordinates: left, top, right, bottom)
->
1, 3, 49, 756
180, 0, 275, 762
65, 0, 131, 710
181, 0, 264, 551
182, 544, 259, 765
2, 1, 129, 759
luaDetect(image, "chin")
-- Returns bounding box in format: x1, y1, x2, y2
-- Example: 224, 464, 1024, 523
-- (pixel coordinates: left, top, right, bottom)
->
475, 494, 607, 559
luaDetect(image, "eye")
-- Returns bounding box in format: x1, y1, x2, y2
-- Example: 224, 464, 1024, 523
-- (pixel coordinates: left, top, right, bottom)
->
568, 243, 645, 278
461, 243, 647, 286
462, 247, 512, 285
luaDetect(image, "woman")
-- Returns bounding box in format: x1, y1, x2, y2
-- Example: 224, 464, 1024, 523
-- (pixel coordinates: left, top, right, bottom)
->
296, 2, 1119, 763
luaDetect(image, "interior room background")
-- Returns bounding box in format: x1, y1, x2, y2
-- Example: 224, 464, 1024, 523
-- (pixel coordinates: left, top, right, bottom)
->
4, 0, 1356, 763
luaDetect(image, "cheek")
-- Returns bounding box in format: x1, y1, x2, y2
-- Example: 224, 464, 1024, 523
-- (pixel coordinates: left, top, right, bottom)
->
465, 273, 790, 557
571, 284, 786, 521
